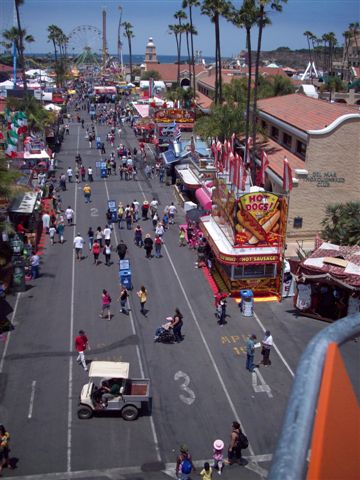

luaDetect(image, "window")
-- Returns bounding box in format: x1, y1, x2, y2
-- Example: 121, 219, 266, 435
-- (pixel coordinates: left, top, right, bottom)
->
271, 126, 279, 139
293, 217, 303, 229
296, 140, 307, 157
261, 120, 267, 131
283, 132, 292, 148
233, 264, 276, 279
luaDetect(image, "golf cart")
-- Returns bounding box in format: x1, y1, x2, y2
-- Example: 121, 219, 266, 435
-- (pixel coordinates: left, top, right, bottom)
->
77, 361, 150, 420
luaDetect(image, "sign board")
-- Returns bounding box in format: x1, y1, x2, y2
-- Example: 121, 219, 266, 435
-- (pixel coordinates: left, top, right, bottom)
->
154, 108, 195, 124
107, 200, 116, 210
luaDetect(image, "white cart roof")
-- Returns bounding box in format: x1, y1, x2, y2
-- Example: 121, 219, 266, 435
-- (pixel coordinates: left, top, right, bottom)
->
88, 361, 129, 378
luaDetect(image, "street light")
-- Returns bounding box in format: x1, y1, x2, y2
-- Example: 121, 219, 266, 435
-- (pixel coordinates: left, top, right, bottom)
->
117, 5, 124, 75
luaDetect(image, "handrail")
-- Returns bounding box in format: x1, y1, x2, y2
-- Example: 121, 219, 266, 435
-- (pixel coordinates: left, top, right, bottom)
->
268, 313, 360, 480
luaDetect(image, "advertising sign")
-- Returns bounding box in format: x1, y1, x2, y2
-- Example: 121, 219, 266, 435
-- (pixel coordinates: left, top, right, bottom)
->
154, 108, 195, 124
234, 192, 287, 248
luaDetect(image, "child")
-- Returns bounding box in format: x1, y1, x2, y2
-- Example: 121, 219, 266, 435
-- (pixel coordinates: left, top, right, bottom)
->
179, 227, 186, 247
200, 461, 213, 479
213, 439, 224, 475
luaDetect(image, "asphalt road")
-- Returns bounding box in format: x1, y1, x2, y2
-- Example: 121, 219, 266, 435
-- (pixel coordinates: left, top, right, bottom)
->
0, 106, 358, 480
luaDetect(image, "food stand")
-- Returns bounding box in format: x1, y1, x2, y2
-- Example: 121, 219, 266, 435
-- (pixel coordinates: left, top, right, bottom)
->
294, 242, 360, 321
8, 191, 42, 251
200, 179, 288, 299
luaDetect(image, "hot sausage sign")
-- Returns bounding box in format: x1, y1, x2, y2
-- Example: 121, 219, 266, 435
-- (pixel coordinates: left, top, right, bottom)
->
234, 192, 287, 247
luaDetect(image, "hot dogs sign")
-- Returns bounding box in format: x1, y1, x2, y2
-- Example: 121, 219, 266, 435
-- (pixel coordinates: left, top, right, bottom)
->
234, 192, 287, 247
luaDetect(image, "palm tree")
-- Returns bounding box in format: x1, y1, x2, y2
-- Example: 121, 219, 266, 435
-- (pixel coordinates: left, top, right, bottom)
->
321, 202, 360, 246
169, 24, 182, 86
182, 0, 200, 97
201, 0, 232, 104
14, 0, 27, 93
47, 25, 60, 63
174, 10, 187, 84
303, 31, 314, 69
251, 0, 287, 182
122, 21, 135, 82
182, 22, 198, 94
2, 27, 34, 59
230, 0, 258, 169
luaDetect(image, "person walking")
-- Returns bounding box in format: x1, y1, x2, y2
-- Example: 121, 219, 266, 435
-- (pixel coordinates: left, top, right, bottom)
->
116, 240, 128, 260
49, 224, 56, 245
175, 444, 195, 480
217, 299, 227, 326
87, 227, 94, 250
95, 226, 103, 247
117, 203, 124, 229
83, 184, 92, 203
42, 211, 50, 234
0, 425, 11, 473
73, 233, 84, 260
75, 165, 80, 183
103, 224, 112, 246
168, 202, 177, 224
134, 225, 143, 247
87, 166, 94, 182
212, 439, 224, 475
137, 286, 147, 315
261, 330, 273, 366
80, 164, 86, 182
144, 233, 153, 259
117, 285, 129, 314
57, 222, 65, 244
172, 308, 184, 342
92, 240, 101, 265
142, 200, 149, 220
246, 334, 257, 372
179, 227, 186, 247
200, 462, 213, 480
75, 329, 89, 371
100, 289, 112, 320
65, 206, 74, 225
67, 166, 73, 183
103, 243, 112, 266
154, 235, 163, 258
30, 252, 40, 279
227, 421, 246, 466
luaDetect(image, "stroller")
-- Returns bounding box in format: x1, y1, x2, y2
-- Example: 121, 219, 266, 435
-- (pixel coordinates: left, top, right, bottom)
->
154, 318, 176, 343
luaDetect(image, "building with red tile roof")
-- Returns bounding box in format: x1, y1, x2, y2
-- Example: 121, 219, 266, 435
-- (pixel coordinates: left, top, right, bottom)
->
255, 93, 360, 239
142, 63, 206, 87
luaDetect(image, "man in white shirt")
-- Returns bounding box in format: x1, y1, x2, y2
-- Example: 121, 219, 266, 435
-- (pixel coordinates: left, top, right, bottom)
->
87, 167, 93, 182
65, 207, 74, 225
132, 199, 140, 222
168, 202, 177, 224
67, 167, 73, 183
73, 233, 84, 260
150, 198, 158, 217
103, 225, 112, 246
261, 330, 273, 366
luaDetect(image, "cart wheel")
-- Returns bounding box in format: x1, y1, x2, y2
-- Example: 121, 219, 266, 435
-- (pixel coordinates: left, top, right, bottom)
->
77, 406, 93, 419
121, 405, 139, 421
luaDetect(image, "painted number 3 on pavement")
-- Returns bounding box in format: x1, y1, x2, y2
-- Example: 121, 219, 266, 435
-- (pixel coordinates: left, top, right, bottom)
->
174, 371, 196, 405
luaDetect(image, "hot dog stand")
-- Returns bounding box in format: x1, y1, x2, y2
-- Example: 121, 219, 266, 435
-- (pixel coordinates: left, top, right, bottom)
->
200, 178, 288, 298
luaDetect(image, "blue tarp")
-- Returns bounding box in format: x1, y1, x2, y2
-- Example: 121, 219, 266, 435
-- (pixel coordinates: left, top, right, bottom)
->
161, 149, 179, 165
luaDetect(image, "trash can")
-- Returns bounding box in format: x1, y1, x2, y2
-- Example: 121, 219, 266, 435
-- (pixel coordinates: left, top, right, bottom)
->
239, 289, 254, 317
119, 259, 132, 289
96, 137, 102, 149
12, 256, 26, 293
101, 167, 107, 178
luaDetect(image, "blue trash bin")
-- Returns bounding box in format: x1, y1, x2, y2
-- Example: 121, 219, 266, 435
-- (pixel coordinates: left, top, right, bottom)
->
239, 289, 254, 317
119, 259, 132, 289
101, 168, 107, 178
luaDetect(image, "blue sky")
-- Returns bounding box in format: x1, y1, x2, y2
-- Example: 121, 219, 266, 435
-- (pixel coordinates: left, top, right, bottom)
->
0, 0, 359, 57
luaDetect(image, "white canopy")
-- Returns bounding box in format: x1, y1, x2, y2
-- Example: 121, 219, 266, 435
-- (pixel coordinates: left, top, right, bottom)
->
88, 361, 130, 379
44, 103, 61, 111
26, 69, 48, 77
0, 80, 15, 89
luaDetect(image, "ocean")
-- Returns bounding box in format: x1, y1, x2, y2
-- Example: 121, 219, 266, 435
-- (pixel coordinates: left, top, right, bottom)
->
26, 53, 216, 65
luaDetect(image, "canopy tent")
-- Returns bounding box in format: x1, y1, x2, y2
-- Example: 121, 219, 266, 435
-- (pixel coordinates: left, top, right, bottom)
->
133, 103, 150, 118
195, 187, 212, 211
0, 80, 15, 89
161, 148, 178, 165
44, 103, 61, 112
140, 80, 166, 91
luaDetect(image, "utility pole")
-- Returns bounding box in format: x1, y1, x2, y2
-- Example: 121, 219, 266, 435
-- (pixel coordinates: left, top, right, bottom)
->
12, 0, 17, 88
102, 7, 107, 69
118, 5, 124, 75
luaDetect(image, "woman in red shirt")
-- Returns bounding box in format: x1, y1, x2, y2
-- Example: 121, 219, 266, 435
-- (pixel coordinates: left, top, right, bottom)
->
92, 240, 101, 265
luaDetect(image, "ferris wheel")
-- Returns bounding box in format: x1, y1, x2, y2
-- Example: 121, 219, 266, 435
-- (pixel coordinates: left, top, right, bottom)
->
68, 25, 102, 56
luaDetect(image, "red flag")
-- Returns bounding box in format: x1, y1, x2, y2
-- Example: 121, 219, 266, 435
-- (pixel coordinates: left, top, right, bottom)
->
260, 150, 269, 186
283, 157, 293, 192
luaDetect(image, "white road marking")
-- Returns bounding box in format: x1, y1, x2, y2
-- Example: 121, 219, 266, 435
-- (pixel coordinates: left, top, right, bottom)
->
163, 242, 256, 459
67, 125, 80, 473
90, 207, 99, 217
27, 380, 36, 418
253, 312, 295, 377
174, 371, 196, 405
0, 292, 21, 374
100, 157, 162, 463
252, 370, 273, 398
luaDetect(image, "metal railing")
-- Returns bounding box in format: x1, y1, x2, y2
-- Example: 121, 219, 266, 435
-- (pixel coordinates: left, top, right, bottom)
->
268, 313, 360, 480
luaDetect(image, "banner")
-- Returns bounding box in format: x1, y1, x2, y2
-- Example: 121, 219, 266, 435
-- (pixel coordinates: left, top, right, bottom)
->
234, 191, 287, 248
154, 108, 195, 124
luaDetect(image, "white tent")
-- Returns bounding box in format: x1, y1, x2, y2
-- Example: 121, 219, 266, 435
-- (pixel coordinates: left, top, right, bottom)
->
25, 69, 48, 78
44, 103, 61, 111
0, 80, 15, 89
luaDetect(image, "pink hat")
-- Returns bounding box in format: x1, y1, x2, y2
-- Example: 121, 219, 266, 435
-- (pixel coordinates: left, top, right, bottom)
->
213, 439, 224, 450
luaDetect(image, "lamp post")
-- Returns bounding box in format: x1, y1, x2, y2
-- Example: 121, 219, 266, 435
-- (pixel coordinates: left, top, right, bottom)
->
117, 5, 124, 76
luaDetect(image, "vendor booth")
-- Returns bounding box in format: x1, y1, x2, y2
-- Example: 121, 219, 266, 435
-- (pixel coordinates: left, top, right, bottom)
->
200, 180, 288, 298
293, 242, 360, 321
8, 191, 42, 250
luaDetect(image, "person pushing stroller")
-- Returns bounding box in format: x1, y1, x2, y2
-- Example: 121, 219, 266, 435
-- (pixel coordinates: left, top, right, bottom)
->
154, 317, 175, 343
